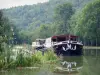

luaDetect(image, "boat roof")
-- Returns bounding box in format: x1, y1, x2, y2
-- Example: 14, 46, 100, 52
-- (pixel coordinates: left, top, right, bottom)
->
52, 34, 78, 39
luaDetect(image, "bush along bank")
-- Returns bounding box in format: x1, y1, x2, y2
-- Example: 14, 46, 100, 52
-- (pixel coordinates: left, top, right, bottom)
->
0, 48, 59, 70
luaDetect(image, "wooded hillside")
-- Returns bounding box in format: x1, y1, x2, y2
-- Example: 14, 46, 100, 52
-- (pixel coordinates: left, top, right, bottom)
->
3, 0, 97, 44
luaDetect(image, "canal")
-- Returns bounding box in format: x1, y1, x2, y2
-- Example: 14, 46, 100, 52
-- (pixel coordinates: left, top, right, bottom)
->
1, 49, 100, 75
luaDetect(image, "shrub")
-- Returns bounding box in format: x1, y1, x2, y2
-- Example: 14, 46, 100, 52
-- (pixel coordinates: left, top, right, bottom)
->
15, 52, 33, 67
44, 50, 58, 61
0, 55, 5, 69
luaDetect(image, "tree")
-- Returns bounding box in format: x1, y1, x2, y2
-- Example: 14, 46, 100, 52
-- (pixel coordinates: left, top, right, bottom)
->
38, 24, 52, 39
0, 10, 13, 52
54, 3, 74, 34
71, 0, 100, 45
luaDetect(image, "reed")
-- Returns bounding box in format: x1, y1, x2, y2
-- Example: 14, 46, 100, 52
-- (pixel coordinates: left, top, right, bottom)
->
0, 46, 59, 69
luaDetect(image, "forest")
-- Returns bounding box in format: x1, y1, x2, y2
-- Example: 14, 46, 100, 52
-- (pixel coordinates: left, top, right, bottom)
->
1, 0, 100, 46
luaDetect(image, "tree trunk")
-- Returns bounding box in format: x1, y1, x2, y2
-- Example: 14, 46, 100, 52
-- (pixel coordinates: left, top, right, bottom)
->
96, 38, 97, 47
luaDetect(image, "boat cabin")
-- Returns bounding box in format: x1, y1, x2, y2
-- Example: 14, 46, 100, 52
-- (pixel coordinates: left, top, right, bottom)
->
32, 39, 45, 50
51, 34, 78, 42
35, 39, 45, 45
51, 34, 83, 56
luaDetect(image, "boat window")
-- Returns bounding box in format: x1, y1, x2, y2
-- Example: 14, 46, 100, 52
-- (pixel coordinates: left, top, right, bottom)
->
57, 37, 66, 42
52, 39, 57, 42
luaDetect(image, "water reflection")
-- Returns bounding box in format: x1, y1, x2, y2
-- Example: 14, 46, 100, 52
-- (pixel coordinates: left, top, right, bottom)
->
54, 49, 100, 75
54, 56, 83, 74
84, 49, 100, 56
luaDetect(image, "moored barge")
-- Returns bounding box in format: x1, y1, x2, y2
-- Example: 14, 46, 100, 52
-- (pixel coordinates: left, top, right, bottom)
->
51, 34, 83, 56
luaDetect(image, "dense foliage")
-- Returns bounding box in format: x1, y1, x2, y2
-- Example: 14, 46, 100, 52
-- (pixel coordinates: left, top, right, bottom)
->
2, 0, 94, 43
0, 10, 13, 52
0, 10, 14, 70
70, 0, 100, 45
54, 3, 74, 34
1, 0, 99, 46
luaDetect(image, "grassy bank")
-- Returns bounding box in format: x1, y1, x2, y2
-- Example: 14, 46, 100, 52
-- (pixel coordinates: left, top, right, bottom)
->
0, 46, 59, 70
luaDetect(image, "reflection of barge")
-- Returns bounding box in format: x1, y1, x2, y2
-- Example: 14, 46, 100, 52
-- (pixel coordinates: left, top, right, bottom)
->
54, 56, 83, 74
51, 34, 83, 56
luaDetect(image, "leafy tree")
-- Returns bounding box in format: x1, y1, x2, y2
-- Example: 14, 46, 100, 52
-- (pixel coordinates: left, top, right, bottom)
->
0, 10, 12, 52
71, 0, 100, 45
54, 3, 74, 34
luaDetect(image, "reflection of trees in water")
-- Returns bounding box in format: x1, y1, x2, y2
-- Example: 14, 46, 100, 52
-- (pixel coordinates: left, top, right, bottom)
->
80, 49, 100, 75
84, 49, 100, 56
83, 56, 100, 75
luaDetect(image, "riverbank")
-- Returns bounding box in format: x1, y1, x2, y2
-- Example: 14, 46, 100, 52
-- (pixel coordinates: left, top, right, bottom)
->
0, 47, 59, 70
83, 46, 100, 49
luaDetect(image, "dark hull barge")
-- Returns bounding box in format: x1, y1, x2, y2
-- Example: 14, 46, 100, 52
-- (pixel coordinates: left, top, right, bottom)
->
51, 35, 83, 56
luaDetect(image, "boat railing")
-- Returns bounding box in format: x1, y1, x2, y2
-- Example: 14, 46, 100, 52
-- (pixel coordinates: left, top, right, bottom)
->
52, 40, 83, 46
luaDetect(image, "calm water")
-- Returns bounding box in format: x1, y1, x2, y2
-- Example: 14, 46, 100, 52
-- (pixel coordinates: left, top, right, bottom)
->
1, 49, 100, 75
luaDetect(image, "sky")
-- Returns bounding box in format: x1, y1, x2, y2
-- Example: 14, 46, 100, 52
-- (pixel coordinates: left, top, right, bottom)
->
0, 0, 49, 9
